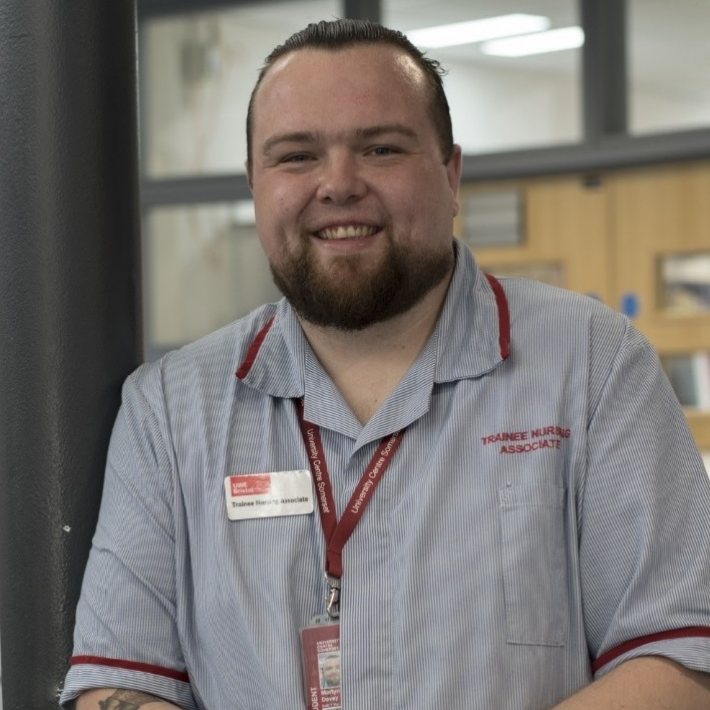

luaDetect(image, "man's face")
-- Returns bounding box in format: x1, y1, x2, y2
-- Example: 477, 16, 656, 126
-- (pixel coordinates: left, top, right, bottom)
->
321, 655, 340, 686
248, 44, 462, 330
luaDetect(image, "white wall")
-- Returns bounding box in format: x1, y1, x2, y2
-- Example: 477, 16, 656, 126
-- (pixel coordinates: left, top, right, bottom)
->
632, 88, 710, 136
446, 59, 580, 153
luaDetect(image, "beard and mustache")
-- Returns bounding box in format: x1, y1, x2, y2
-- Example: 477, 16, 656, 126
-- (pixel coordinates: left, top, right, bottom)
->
268, 226, 454, 332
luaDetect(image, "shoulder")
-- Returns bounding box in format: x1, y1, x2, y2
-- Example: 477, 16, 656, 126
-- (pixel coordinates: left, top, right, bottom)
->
125, 303, 280, 404
491, 276, 631, 356
487, 277, 653, 413
493, 276, 624, 332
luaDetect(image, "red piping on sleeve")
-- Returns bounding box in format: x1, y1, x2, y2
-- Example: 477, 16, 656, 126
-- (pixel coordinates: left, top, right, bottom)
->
235, 316, 275, 379
484, 274, 510, 360
70, 655, 190, 683
592, 626, 710, 673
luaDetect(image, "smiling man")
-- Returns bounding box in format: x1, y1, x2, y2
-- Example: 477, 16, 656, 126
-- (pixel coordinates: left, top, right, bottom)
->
63, 19, 710, 710
248, 40, 459, 342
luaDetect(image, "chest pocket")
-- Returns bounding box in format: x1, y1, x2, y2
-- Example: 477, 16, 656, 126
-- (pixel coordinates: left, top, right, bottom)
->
498, 482, 568, 646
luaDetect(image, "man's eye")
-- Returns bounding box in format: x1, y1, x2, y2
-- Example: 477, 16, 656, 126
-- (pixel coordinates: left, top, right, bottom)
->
371, 146, 398, 156
370, 145, 402, 158
283, 153, 312, 163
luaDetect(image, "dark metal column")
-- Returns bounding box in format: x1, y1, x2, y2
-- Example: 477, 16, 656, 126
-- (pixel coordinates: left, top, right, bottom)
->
581, 0, 628, 141
344, 0, 381, 23
0, 2, 143, 708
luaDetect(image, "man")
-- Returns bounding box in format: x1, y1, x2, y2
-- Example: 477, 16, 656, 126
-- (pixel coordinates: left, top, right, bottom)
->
319, 653, 341, 689
63, 19, 710, 710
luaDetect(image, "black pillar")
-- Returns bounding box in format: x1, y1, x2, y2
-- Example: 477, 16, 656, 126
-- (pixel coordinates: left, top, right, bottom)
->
0, 2, 142, 708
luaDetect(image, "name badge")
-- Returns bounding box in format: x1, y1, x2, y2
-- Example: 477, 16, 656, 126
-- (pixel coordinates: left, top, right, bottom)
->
224, 470, 314, 521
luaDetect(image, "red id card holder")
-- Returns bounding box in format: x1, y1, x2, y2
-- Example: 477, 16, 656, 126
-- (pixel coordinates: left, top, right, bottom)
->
300, 616, 341, 710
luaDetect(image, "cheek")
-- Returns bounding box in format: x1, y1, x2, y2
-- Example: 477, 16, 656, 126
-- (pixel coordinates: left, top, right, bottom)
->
395, 185, 448, 226
253, 200, 283, 260
254, 182, 300, 235
254, 226, 278, 263
269, 180, 310, 225
399, 177, 459, 243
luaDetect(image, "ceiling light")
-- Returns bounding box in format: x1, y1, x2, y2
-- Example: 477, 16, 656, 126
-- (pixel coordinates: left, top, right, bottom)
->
407, 14, 551, 49
480, 26, 585, 57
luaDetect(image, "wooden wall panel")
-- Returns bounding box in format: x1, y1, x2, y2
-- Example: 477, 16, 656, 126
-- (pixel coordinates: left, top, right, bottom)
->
610, 162, 710, 353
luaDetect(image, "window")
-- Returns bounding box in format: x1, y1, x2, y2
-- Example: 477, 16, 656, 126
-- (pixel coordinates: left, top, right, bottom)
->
144, 202, 280, 357
384, 0, 582, 154
142, 0, 341, 178
629, 0, 710, 135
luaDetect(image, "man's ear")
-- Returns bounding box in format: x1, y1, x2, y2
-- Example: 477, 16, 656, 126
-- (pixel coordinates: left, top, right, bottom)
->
447, 144, 463, 217
245, 161, 254, 193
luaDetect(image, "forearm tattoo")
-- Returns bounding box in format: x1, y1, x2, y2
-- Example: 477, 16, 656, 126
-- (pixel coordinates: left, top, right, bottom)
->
98, 689, 166, 710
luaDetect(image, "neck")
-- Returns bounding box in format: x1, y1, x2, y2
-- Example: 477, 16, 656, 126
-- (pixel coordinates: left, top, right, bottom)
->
298, 272, 453, 424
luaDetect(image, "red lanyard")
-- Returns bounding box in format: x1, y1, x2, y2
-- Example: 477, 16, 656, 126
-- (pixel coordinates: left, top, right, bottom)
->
296, 399, 405, 581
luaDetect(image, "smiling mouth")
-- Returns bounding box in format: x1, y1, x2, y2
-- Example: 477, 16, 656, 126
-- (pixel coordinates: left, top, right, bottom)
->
315, 225, 380, 240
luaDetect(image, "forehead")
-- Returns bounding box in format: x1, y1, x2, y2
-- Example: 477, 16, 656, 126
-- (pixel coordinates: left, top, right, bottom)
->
252, 45, 431, 137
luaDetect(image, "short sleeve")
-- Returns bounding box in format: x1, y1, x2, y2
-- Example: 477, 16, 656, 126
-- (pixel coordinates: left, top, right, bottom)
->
580, 322, 710, 678
60, 363, 197, 709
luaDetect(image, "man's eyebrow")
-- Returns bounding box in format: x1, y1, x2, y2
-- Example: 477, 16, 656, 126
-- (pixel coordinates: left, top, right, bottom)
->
261, 125, 419, 156
261, 132, 317, 156
355, 124, 418, 141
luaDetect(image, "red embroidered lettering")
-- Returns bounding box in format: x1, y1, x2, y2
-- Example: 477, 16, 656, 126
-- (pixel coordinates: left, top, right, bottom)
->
483, 430, 529, 446
488, 425, 571, 453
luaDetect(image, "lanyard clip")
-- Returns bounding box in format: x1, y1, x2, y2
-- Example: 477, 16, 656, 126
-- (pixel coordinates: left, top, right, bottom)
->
325, 574, 340, 620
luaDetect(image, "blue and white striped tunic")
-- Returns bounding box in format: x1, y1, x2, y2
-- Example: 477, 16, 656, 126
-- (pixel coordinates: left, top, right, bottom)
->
62, 240, 710, 709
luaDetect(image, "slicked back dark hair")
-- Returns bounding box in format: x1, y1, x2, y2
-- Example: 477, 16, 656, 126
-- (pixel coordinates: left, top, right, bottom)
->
246, 19, 454, 176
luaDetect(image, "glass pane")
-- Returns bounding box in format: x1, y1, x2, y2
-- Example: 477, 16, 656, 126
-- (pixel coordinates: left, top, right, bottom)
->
145, 202, 281, 351
141, 0, 340, 178
629, 0, 710, 135
384, 0, 582, 154
658, 252, 710, 315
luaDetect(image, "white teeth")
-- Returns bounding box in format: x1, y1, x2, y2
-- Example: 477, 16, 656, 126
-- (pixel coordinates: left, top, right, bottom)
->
318, 225, 378, 239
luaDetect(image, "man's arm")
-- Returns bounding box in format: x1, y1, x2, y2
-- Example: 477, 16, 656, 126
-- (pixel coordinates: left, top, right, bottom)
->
553, 657, 710, 709
76, 688, 185, 710
63, 372, 194, 709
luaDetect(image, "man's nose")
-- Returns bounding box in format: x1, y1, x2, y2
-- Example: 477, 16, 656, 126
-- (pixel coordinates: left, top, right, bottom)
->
315, 151, 367, 204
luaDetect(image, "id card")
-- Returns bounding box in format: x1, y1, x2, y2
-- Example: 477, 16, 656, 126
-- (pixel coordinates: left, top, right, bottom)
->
300, 617, 341, 710
224, 470, 314, 521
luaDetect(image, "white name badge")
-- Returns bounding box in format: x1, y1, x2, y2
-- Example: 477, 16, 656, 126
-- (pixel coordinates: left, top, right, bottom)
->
224, 470, 314, 521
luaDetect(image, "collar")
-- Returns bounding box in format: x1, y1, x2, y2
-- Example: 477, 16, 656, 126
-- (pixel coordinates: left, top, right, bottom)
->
433, 240, 509, 383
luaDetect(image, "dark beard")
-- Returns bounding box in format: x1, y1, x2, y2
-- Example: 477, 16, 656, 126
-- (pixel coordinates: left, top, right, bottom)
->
269, 230, 454, 331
